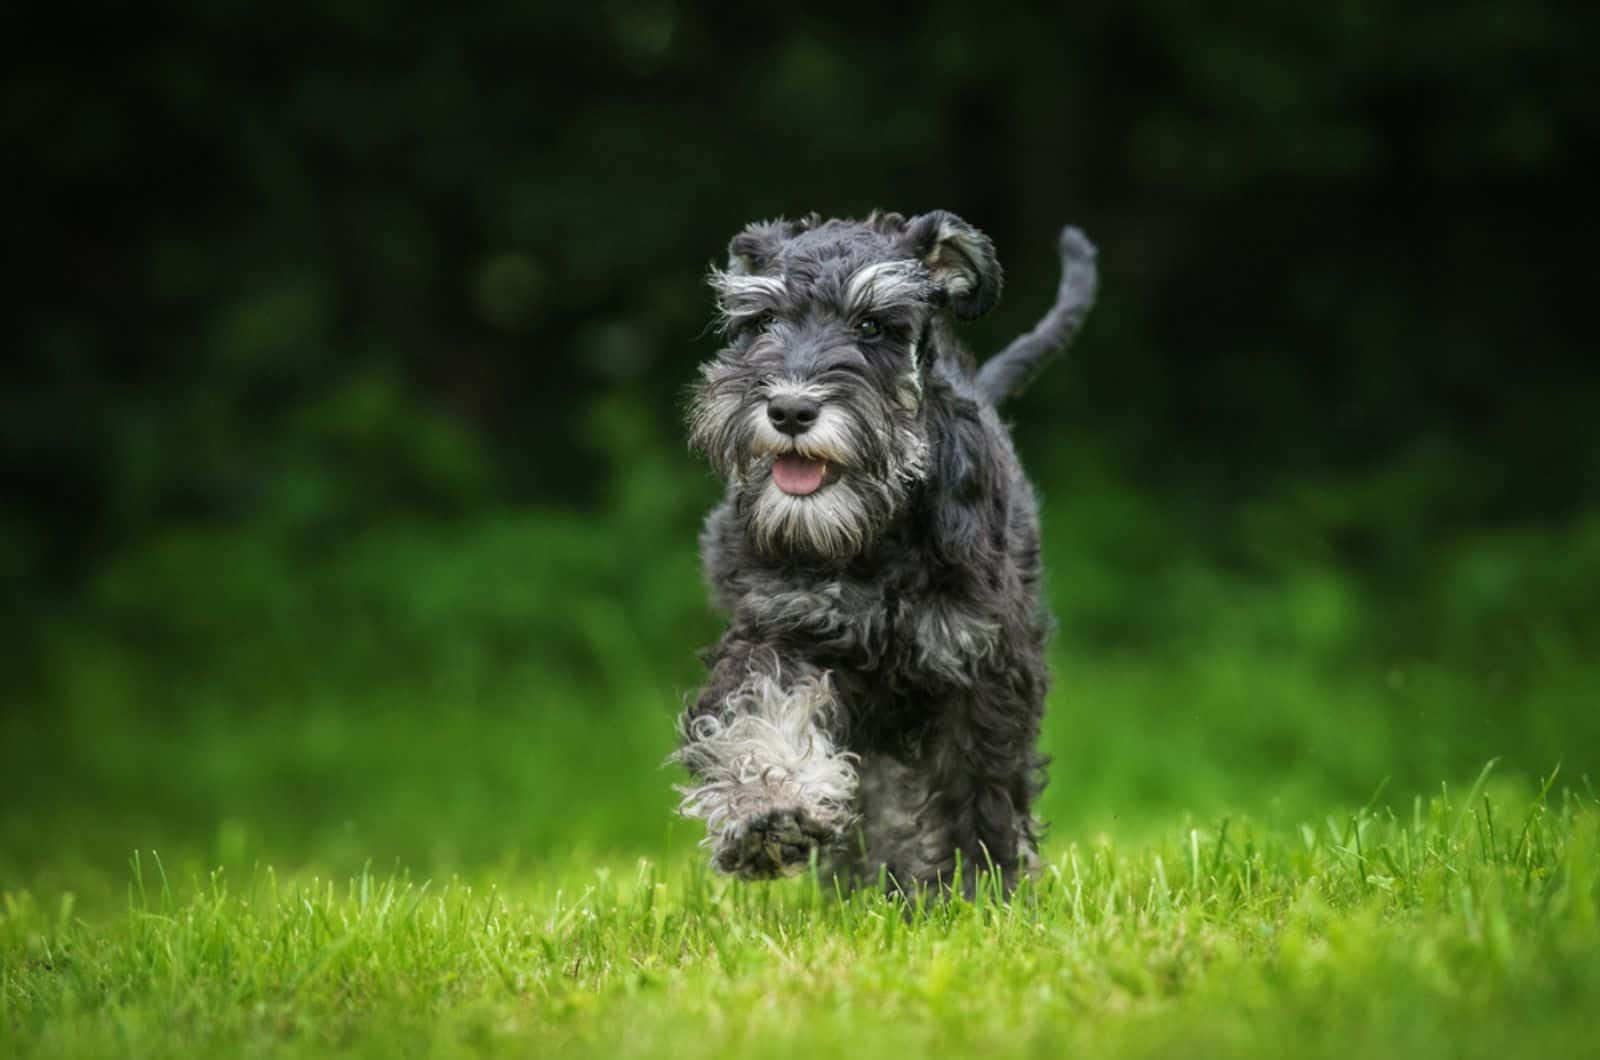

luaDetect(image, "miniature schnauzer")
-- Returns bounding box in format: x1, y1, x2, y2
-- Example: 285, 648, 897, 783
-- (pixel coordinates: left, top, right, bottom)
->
675, 210, 1097, 895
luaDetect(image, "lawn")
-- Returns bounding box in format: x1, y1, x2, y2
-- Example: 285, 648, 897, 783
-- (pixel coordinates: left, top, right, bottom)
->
4, 774, 1596, 1058
4, 493, 1599, 1057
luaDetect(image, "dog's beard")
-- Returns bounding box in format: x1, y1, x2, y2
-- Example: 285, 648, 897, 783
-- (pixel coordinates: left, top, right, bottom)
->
689, 373, 928, 562
746, 472, 882, 560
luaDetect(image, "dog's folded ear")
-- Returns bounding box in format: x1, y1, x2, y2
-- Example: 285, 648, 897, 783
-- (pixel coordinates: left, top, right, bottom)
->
902, 211, 1003, 320
726, 214, 819, 275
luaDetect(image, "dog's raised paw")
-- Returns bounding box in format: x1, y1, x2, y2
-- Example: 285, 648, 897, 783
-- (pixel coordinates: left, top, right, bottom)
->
714, 807, 838, 879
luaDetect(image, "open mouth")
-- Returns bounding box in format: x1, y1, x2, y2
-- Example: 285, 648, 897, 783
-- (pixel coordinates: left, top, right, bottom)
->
771, 454, 831, 496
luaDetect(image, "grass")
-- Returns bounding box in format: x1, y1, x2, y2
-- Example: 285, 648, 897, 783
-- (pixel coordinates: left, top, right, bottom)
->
4, 775, 1596, 1058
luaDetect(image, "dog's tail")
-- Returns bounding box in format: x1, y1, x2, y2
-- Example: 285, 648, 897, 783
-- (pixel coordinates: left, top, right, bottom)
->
976, 225, 1098, 404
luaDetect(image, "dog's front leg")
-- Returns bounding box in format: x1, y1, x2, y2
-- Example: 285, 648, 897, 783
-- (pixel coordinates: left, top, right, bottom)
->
922, 688, 1045, 898
674, 642, 857, 879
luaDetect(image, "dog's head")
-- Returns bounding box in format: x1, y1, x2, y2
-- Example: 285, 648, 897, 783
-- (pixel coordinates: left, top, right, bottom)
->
688, 211, 1002, 561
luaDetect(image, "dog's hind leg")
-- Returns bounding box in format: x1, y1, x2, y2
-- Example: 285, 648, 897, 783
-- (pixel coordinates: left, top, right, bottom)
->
673, 643, 858, 879
833, 752, 945, 895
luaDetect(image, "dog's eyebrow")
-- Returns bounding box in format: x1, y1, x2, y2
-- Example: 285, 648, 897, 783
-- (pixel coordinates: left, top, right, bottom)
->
842, 261, 930, 315
708, 269, 788, 330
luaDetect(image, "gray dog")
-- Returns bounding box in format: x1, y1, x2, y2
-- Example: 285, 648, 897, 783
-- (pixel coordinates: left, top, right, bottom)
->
676, 210, 1097, 895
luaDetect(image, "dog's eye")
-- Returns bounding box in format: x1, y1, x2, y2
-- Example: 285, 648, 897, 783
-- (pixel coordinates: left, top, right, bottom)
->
856, 318, 882, 340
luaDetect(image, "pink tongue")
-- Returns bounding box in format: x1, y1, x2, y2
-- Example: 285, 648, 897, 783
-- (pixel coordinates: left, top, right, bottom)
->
772, 455, 827, 496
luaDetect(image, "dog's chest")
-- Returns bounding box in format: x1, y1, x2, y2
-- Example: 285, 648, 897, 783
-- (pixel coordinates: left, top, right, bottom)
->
740, 569, 1001, 689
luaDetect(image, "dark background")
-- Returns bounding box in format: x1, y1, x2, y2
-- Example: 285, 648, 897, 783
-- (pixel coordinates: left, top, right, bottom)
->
4, 2, 1597, 891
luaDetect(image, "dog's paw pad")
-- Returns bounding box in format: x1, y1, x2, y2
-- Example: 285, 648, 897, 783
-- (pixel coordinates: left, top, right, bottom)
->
714, 808, 837, 879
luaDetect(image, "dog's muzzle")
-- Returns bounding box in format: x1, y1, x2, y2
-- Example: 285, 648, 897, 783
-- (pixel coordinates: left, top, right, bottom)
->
761, 393, 835, 496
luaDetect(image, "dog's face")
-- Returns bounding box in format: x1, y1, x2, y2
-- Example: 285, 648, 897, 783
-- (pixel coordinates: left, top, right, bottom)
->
689, 211, 1002, 561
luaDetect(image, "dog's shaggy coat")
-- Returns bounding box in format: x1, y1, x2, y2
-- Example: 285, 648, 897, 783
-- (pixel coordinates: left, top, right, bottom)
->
676, 210, 1097, 894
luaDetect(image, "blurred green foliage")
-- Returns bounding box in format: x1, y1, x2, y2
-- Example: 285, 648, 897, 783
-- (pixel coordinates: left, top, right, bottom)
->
6, 442, 1597, 898
7, 2, 1596, 572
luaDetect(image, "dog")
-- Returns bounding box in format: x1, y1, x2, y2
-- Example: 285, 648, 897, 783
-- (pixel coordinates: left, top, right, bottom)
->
675, 210, 1097, 895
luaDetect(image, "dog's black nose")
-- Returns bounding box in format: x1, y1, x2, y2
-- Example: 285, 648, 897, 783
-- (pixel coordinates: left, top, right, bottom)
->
767, 395, 820, 436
